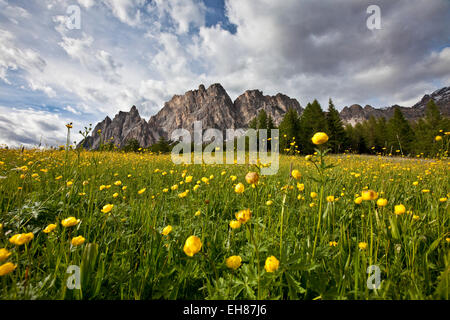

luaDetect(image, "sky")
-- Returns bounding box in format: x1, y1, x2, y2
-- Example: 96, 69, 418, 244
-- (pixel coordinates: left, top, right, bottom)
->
0, 0, 449, 147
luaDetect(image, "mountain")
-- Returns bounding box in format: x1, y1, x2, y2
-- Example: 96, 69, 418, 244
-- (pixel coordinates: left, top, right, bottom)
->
339, 86, 450, 125
80, 83, 303, 149
80, 84, 449, 149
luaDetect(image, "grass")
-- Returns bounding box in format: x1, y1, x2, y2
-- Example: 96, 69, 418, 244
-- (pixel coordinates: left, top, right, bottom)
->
0, 147, 448, 300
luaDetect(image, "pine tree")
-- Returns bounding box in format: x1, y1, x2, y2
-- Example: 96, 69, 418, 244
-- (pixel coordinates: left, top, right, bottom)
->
386, 107, 414, 155
278, 108, 300, 153
326, 98, 346, 153
257, 109, 268, 129
299, 100, 327, 154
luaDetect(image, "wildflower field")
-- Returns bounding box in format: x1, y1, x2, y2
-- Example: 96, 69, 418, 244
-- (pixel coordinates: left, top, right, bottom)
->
0, 146, 449, 300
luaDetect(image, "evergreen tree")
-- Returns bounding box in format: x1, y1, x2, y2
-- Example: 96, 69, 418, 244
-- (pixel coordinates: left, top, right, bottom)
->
326, 98, 346, 153
386, 107, 414, 155
299, 100, 327, 154
257, 109, 268, 129
278, 108, 300, 153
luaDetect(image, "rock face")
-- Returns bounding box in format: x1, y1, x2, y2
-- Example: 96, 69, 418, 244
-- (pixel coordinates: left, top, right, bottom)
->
148, 84, 238, 138
81, 84, 449, 149
234, 90, 303, 127
80, 105, 158, 149
340, 87, 450, 124
81, 83, 304, 149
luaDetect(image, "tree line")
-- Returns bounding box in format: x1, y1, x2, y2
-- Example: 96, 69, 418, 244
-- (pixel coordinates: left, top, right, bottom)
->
249, 99, 449, 157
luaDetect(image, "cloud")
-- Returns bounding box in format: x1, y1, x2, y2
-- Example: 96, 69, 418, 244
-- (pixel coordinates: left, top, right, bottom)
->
0, 106, 74, 147
0, 0, 449, 147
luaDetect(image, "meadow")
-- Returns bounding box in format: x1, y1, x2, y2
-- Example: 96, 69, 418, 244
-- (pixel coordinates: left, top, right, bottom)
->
0, 141, 449, 300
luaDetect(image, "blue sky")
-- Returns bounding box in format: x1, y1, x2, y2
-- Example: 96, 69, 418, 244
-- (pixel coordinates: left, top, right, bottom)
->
0, 0, 449, 147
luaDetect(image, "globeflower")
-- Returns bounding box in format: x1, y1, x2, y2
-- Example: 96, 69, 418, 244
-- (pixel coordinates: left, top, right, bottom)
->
377, 198, 388, 207
226, 255, 242, 270
354, 197, 363, 204
358, 242, 368, 250
361, 190, 378, 201
0, 262, 16, 276
234, 183, 245, 194
311, 132, 329, 145
101, 204, 114, 214
245, 172, 259, 185
264, 256, 280, 272
138, 188, 146, 194
183, 236, 202, 257
235, 208, 251, 224
229, 220, 241, 229
394, 204, 406, 215
266, 200, 273, 206
435, 135, 442, 141
291, 169, 301, 180
326, 195, 335, 202
43, 224, 57, 234
310, 192, 318, 199
71, 236, 85, 246
9, 232, 34, 246
0, 248, 11, 262
61, 217, 80, 227
162, 225, 172, 236
114, 181, 122, 186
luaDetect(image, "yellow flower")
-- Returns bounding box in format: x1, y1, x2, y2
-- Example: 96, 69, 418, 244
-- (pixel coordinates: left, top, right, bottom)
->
0, 248, 11, 262
435, 135, 442, 141
439, 197, 447, 203
114, 180, 122, 186
311, 132, 329, 145
329, 241, 338, 247
264, 256, 280, 272
266, 200, 273, 206
162, 225, 173, 236
194, 210, 201, 216
412, 215, 420, 221
0, 262, 16, 276
245, 172, 259, 184
305, 155, 313, 161
234, 182, 245, 194
310, 192, 318, 199
309, 202, 315, 208
235, 208, 251, 224
326, 195, 335, 202
229, 220, 241, 229
354, 197, 363, 204
171, 184, 178, 191
71, 236, 85, 246
291, 169, 301, 180
226, 255, 242, 270
61, 217, 80, 227
66, 123, 73, 129
122, 186, 127, 191
185, 176, 193, 183
101, 204, 114, 214
358, 242, 368, 250
66, 181, 73, 187
230, 175, 237, 181
193, 185, 200, 191
43, 224, 57, 234
183, 235, 202, 257
394, 204, 406, 215
82, 181, 89, 186
377, 198, 388, 207
421, 189, 430, 193
113, 192, 119, 198
361, 190, 378, 201
297, 183, 305, 191
99, 185, 106, 191
412, 181, 419, 186
138, 188, 146, 194
178, 190, 189, 198
9, 232, 34, 246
